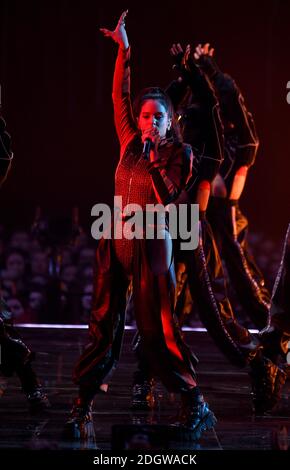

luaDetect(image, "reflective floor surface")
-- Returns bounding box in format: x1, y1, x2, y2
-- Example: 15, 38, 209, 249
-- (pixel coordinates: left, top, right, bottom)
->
0, 328, 289, 451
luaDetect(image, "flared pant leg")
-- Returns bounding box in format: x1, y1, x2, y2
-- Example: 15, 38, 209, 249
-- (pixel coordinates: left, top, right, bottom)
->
185, 216, 261, 368
132, 236, 198, 393
73, 238, 129, 400
260, 224, 290, 362
207, 197, 271, 329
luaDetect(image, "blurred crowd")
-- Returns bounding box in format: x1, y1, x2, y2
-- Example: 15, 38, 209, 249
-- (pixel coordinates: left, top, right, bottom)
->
0, 216, 95, 325
0, 217, 283, 327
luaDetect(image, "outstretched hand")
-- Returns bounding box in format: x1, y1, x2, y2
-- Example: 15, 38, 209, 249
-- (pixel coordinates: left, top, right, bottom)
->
100, 10, 129, 49
193, 43, 215, 61
170, 43, 196, 73
170, 43, 184, 70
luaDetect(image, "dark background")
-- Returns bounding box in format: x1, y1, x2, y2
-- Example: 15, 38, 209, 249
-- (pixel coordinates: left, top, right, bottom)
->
0, 0, 289, 239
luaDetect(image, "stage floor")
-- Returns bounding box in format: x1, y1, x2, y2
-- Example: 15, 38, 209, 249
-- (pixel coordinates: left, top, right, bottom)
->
0, 327, 289, 451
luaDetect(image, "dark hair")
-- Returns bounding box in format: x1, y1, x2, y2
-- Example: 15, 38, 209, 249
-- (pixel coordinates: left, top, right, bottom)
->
133, 87, 182, 143
133, 87, 173, 118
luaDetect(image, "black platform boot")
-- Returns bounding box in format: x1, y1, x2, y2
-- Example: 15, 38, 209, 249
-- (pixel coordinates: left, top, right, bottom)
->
18, 362, 51, 414
249, 351, 287, 415
259, 326, 290, 368
64, 397, 95, 441
131, 333, 155, 411
131, 370, 155, 411
0, 316, 50, 414
178, 388, 217, 440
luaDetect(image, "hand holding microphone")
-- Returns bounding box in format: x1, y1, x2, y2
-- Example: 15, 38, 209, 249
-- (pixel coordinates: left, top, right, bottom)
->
142, 137, 152, 159
141, 126, 160, 160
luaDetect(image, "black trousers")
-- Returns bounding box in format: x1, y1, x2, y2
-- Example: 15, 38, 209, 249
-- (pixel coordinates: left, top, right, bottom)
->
260, 224, 290, 361
134, 215, 261, 381
73, 236, 198, 401
207, 197, 271, 329
178, 216, 261, 368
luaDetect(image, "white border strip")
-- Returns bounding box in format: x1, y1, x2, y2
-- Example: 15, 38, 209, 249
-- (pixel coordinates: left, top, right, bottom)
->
15, 323, 259, 334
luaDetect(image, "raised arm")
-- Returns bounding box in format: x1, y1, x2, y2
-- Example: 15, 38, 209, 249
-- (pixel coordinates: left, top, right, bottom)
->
166, 44, 224, 209
183, 44, 223, 173
194, 43, 259, 153
100, 11, 137, 158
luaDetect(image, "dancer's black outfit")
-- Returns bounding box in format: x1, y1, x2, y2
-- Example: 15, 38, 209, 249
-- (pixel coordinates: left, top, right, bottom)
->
169, 51, 287, 414
0, 115, 49, 413
65, 43, 217, 440
198, 55, 271, 330
167, 53, 260, 367
200, 58, 290, 371
132, 48, 286, 415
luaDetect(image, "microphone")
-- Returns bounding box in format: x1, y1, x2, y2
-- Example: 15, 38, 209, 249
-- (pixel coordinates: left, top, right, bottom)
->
142, 138, 152, 160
